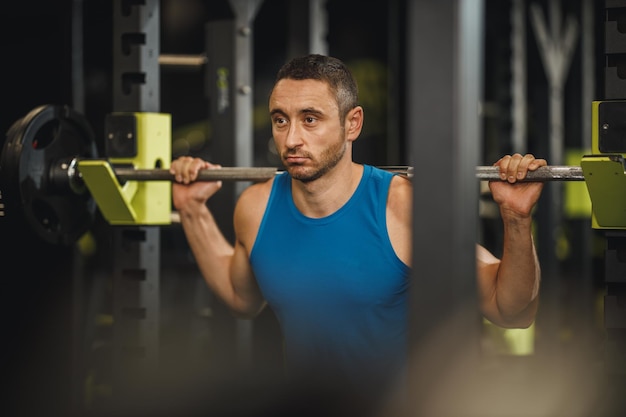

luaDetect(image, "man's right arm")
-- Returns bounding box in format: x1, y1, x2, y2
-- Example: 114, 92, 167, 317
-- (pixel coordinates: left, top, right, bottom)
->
171, 157, 266, 318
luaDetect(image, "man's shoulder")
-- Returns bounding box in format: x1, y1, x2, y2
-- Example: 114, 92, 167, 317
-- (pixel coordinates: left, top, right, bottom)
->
237, 178, 274, 208
234, 178, 275, 249
387, 174, 413, 214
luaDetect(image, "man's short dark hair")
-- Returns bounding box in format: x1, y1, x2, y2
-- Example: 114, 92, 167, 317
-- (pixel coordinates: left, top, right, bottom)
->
274, 54, 359, 123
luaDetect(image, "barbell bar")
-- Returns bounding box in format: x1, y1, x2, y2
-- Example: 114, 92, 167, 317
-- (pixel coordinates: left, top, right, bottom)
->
110, 164, 585, 183
475, 165, 585, 181
61, 163, 416, 185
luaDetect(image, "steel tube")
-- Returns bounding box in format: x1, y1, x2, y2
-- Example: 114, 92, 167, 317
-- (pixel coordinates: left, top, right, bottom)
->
158, 54, 208, 67
113, 166, 415, 182
475, 165, 585, 181
111, 165, 584, 183
114, 167, 278, 182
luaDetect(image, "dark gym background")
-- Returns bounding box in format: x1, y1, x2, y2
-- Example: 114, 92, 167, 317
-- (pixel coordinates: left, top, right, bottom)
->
0, 1, 614, 416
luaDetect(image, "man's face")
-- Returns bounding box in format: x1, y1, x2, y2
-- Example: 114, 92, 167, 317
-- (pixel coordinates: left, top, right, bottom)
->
269, 78, 347, 182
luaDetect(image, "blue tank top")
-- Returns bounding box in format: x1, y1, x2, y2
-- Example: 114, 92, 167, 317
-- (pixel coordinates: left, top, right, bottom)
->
249, 164, 411, 388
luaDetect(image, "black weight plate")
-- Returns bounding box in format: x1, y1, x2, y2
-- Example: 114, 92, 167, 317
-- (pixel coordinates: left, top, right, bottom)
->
0, 105, 98, 245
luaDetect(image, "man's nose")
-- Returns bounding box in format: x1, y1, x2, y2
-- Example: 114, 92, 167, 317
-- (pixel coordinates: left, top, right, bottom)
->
284, 124, 303, 148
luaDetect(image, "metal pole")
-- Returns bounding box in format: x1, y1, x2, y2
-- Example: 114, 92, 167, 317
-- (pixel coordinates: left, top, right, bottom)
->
406, 1, 483, 415
111, 165, 585, 182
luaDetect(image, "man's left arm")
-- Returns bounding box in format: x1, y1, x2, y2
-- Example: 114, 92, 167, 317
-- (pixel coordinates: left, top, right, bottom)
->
477, 153, 546, 328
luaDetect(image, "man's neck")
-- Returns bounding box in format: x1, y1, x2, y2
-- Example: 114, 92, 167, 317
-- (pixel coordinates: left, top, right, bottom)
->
291, 161, 363, 218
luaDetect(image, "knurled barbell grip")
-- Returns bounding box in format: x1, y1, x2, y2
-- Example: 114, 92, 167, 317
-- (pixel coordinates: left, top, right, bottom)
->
114, 167, 279, 182
475, 165, 585, 181
112, 165, 584, 183
115, 166, 415, 182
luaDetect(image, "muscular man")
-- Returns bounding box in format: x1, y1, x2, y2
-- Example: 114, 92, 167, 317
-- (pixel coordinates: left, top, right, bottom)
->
171, 54, 546, 398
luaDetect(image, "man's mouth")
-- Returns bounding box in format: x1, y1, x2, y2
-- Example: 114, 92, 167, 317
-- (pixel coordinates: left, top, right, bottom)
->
284, 155, 308, 165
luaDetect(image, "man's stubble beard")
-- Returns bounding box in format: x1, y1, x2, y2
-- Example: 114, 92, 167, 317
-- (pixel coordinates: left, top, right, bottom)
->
285, 138, 347, 183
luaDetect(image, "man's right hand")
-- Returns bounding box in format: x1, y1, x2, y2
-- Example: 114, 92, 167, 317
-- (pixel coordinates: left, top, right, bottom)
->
170, 156, 223, 211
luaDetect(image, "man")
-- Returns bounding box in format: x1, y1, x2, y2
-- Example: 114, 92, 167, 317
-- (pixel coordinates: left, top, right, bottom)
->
170, 54, 546, 399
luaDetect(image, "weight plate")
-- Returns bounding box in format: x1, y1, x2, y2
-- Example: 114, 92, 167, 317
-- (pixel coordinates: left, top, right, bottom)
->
0, 105, 98, 245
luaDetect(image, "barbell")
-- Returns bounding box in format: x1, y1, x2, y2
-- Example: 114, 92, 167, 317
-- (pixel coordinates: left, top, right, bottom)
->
0, 105, 586, 246
99, 164, 586, 182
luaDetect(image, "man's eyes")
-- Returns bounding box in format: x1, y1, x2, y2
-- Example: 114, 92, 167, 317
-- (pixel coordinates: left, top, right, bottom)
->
272, 115, 318, 125
273, 117, 286, 125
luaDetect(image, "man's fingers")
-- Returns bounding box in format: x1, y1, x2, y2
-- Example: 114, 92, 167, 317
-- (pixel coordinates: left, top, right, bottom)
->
171, 157, 215, 184
497, 153, 546, 183
528, 158, 548, 170
504, 154, 523, 183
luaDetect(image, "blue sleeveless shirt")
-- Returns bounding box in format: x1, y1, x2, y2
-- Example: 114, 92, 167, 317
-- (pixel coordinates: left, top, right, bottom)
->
249, 164, 411, 387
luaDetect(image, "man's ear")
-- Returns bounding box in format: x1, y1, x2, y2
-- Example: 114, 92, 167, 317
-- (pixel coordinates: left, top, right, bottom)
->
345, 106, 364, 141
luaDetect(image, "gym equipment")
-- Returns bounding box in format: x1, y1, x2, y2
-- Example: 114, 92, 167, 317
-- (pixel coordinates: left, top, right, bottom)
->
2, 103, 618, 246
0, 105, 98, 245
579, 100, 626, 230
78, 111, 171, 226
475, 165, 584, 181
